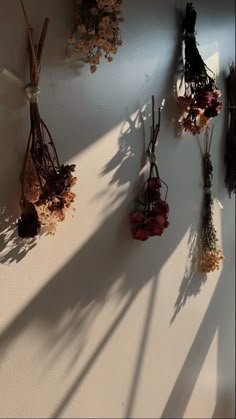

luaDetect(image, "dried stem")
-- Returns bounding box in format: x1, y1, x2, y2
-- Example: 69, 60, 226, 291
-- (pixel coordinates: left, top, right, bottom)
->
37, 18, 49, 63
19, 0, 39, 83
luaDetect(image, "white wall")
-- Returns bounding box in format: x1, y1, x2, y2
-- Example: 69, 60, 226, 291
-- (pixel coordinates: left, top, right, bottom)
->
0, 1, 235, 418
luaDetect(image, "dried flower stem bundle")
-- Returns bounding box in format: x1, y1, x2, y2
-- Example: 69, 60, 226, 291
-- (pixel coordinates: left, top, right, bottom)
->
199, 128, 224, 272
177, 2, 222, 135
66, 0, 124, 73
18, 0, 77, 238
129, 96, 169, 241
224, 63, 236, 196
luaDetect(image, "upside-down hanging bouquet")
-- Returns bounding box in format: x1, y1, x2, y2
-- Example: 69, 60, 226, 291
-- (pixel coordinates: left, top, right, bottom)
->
66, 0, 124, 73
18, 0, 77, 238
224, 63, 236, 197
198, 128, 224, 273
129, 96, 169, 241
177, 2, 222, 135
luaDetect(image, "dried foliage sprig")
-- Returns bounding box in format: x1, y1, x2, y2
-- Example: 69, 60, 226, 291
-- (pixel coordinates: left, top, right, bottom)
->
129, 96, 169, 241
224, 63, 236, 196
198, 128, 224, 272
18, 0, 77, 238
66, 0, 124, 73
177, 2, 222, 135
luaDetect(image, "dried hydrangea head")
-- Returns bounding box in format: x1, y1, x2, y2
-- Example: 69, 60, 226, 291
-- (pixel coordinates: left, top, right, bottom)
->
66, 0, 124, 73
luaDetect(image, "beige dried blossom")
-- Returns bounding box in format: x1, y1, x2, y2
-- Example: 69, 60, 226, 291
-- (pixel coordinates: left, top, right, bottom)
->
199, 248, 224, 273
67, 0, 124, 73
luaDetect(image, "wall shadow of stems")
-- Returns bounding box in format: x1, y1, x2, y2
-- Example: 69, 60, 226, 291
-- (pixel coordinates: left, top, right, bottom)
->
171, 221, 207, 324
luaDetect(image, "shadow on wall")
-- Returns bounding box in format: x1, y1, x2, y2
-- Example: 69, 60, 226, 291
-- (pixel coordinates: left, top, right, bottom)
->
0, 192, 194, 418
0, 101, 209, 419
0, 68, 201, 419
160, 201, 235, 419
0, 1, 234, 418
170, 201, 207, 324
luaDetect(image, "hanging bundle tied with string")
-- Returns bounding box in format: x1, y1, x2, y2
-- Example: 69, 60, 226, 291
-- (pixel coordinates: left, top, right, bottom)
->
198, 128, 224, 273
18, 0, 77, 238
224, 63, 236, 197
129, 96, 169, 241
177, 2, 222, 135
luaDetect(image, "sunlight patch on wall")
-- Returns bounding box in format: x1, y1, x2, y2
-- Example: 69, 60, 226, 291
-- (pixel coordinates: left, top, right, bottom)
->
205, 50, 220, 76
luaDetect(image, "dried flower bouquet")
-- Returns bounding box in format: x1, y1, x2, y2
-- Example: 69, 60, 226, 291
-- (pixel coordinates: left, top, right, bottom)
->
177, 2, 222, 135
18, 0, 77, 238
129, 96, 169, 241
66, 0, 124, 73
198, 128, 224, 273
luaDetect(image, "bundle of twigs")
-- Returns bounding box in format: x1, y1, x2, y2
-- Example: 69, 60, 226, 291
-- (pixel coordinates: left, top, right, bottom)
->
129, 96, 169, 241
198, 128, 224, 273
177, 2, 221, 135
66, 0, 124, 73
224, 63, 236, 196
18, 0, 77, 238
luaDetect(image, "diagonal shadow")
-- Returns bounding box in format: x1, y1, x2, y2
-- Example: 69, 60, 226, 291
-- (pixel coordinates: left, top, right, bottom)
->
0, 6, 203, 417
1, 3, 232, 418
170, 220, 207, 325
124, 275, 159, 419
0, 95, 195, 417
50, 291, 137, 419
161, 268, 234, 419
161, 177, 235, 418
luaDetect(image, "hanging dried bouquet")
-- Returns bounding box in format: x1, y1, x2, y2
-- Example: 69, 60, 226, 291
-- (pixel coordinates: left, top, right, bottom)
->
198, 128, 224, 273
129, 96, 169, 241
224, 63, 236, 196
177, 2, 222, 135
66, 0, 124, 73
18, 0, 77, 238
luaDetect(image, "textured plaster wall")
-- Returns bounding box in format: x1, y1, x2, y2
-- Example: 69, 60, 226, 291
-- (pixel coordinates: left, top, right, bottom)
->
0, 0, 235, 418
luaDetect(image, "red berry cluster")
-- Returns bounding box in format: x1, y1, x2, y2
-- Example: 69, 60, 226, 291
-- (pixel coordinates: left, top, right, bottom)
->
129, 177, 169, 241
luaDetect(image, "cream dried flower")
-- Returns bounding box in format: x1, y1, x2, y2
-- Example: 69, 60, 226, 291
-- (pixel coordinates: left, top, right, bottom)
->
66, 0, 124, 72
